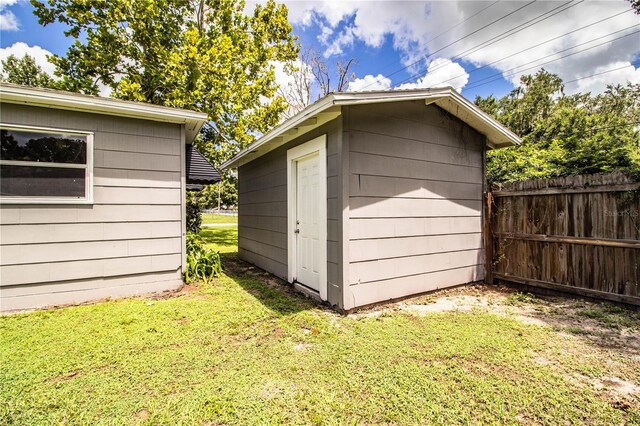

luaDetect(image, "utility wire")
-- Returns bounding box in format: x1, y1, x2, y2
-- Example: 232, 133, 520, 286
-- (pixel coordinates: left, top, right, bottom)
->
421, 23, 639, 90
461, 30, 639, 91
360, 0, 539, 90
576, 122, 640, 134
564, 66, 637, 85
464, 61, 636, 93
419, 1, 502, 47
395, 6, 630, 88
372, 0, 501, 75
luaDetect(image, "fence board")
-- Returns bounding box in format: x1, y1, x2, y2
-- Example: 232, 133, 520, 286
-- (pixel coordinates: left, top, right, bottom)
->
490, 172, 639, 306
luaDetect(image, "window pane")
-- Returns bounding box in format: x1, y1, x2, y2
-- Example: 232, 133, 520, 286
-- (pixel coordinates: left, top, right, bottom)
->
1, 129, 87, 164
1, 165, 86, 197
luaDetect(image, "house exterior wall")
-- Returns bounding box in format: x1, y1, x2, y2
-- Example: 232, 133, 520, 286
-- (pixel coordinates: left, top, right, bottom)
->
237, 118, 343, 308
0, 103, 185, 311
343, 100, 486, 309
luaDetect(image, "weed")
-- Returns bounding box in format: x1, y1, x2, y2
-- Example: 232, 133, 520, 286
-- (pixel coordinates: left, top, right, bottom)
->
506, 292, 538, 306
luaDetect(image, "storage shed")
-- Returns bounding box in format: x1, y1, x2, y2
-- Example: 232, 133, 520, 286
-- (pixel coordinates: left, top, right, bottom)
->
222, 88, 521, 311
0, 83, 218, 311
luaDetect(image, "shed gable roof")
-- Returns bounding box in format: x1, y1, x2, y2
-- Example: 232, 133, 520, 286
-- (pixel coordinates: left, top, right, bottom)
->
222, 88, 521, 169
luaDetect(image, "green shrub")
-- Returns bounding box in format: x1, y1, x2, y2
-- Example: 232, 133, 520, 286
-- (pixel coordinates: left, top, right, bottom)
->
186, 193, 203, 233
184, 232, 222, 284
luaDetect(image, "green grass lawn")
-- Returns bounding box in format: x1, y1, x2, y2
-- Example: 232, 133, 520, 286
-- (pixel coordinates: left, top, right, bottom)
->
200, 226, 238, 254
201, 213, 237, 225
1, 226, 639, 425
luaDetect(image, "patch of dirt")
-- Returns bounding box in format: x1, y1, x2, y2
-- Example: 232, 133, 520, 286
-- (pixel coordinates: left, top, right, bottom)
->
595, 376, 640, 396
576, 375, 640, 413
259, 381, 283, 400
133, 409, 150, 422
4, 283, 204, 315
292, 343, 312, 351
148, 283, 201, 300
353, 283, 640, 357
51, 370, 82, 383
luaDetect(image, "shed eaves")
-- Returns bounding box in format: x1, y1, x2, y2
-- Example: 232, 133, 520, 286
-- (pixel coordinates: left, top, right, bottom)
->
222, 87, 522, 170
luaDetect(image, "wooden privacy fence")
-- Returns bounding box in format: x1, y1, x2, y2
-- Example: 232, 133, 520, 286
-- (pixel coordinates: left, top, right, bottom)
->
485, 173, 640, 306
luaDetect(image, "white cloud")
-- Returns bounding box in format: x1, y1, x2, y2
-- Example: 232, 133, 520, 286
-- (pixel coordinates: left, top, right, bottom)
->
323, 26, 356, 58
347, 73, 391, 91
0, 0, 20, 31
286, 1, 357, 28
570, 61, 640, 94
0, 42, 57, 76
0, 10, 18, 31
396, 58, 469, 92
273, 0, 639, 95
317, 24, 332, 44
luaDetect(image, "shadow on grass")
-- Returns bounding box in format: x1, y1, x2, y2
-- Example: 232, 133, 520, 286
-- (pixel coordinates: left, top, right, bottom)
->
200, 228, 238, 253
200, 227, 314, 316
222, 253, 315, 316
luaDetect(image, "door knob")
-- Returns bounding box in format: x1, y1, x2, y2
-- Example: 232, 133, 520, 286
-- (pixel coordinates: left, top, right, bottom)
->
294, 229, 300, 234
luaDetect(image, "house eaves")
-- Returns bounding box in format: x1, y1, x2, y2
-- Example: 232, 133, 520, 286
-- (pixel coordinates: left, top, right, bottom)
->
0, 83, 208, 142
221, 87, 521, 170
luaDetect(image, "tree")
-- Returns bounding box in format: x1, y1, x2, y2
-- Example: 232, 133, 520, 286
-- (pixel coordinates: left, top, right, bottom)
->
1, 54, 57, 88
277, 48, 356, 118
475, 70, 640, 183
31, 0, 298, 168
195, 179, 238, 210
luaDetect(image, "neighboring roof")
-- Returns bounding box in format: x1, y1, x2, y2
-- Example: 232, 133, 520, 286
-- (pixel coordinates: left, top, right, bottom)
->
186, 184, 205, 192
0, 83, 208, 142
186, 144, 221, 185
222, 87, 521, 169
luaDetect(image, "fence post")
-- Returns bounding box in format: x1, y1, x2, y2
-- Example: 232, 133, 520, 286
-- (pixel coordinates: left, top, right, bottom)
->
484, 191, 494, 284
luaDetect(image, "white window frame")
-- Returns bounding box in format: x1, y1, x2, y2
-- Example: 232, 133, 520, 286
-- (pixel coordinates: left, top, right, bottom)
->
287, 134, 328, 301
0, 123, 94, 204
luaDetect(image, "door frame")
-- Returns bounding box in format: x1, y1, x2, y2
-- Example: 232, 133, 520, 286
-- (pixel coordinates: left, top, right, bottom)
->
286, 134, 327, 301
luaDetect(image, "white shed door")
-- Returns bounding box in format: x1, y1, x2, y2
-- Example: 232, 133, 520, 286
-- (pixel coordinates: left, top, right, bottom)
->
295, 153, 321, 291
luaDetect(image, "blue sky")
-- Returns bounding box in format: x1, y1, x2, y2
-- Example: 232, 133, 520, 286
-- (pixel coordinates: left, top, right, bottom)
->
1, 0, 639, 101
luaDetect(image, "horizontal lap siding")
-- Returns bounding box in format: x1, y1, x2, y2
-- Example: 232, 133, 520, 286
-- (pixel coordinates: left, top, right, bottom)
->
345, 101, 485, 308
0, 271, 183, 311
237, 119, 342, 306
0, 103, 183, 309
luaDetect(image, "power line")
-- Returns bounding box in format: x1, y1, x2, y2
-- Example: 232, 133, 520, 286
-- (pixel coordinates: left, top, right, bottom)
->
422, 23, 639, 90
577, 122, 640, 134
494, 122, 639, 147
392, 0, 593, 88
461, 30, 639, 91
463, 62, 637, 97
420, 1, 502, 47
360, 0, 539, 90
564, 65, 637, 85
376, 0, 502, 74
339, 1, 502, 81
395, 7, 630, 89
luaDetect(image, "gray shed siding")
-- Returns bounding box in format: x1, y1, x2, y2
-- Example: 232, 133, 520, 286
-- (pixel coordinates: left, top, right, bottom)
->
0, 103, 185, 310
237, 118, 343, 308
343, 100, 485, 309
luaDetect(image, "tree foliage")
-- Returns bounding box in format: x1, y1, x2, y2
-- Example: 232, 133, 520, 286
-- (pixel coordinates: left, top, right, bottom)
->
1, 54, 57, 88
476, 70, 640, 183
196, 179, 238, 210
31, 0, 298, 172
